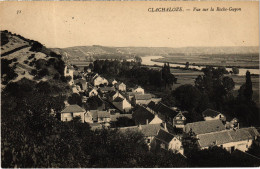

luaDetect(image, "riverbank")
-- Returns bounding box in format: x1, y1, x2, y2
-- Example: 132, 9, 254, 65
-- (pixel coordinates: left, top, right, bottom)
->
151, 59, 259, 69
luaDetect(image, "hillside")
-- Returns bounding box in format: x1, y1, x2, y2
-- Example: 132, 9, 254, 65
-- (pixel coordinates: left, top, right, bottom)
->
1, 30, 70, 91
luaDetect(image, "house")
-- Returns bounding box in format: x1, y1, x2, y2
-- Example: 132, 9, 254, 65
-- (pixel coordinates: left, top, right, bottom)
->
132, 105, 163, 125
154, 129, 184, 155
126, 92, 143, 102
109, 90, 125, 101
202, 109, 226, 121
85, 110, 111, 124
88, 87, 98, 97
132, 86, 144, 94
134, 94, 152, 105
74, 79, 87, 91
111, 79, 118, 85
112, 97, 132, 112
60, 104, 86, 122
115, 82, 126, 91
197, 127, 260, 153
118, 123, 167, 148
184, 120, 226, 136
93, 76, 108, 86
148, 102, 186, 128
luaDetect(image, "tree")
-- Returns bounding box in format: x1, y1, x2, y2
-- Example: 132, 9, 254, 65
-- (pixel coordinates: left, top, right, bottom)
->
114, 117, 135, 127
173, 84, 201, 113
68, 93, 82, 106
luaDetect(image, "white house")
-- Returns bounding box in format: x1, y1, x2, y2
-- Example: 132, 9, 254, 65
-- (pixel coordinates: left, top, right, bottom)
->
197, 127, 259, 153
112, 79, 118, 86
93, 76, 108, 86
154, 129, 184, 155
134, 94, 152, 105
60, 104, 86, 122
85, 110, 111, 124
202, 109, 226, 121
132, 105, 163, 125
132, 86, 144, 94
116, 82, 126, 91
112, 97, 132, 112
109, 91, 125, 101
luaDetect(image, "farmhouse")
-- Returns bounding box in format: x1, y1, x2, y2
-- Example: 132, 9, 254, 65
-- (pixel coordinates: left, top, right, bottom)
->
148, 102, 186, 128
154, 129, 184, 154
132, 105, 163, 125
184, 120, 226, 136
197, 127, 259, 153
85, 110, 111, 124
134, 94, 152, 105
93, 76, 108, 86
60, 104, 86, 122
132, 86, 145, 94
115, 82, 126, 91
112, 97, 132, 112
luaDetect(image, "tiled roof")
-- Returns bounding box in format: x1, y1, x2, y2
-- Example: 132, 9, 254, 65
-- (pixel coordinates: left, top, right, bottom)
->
127, 92, 143, 96
153, 102, 179, 118
100, 86, 115, 92
184, 120, 226, 135
61, 105, 85, 113
89, 110, 110, 120
134, 94, 152, 100
108, 91, 117, 97
202, 109, 221, 117
98, 111, 110, 118
132, 105, 155, 125
198, 127, 260, 148
147, 101, 156, 110
156, 129, 175, 143
110, 113, 132, 122
113, 97, 124, 102
118, 123, 162, 137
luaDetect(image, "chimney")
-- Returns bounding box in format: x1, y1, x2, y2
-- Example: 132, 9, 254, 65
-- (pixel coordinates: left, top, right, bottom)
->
138, 124, 142, 129
146, 119, 149, 125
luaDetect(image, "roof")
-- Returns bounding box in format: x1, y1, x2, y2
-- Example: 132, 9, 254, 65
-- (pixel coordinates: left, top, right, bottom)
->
231, 150, 260, 166
98, 111, 110, 118
113, 97, 124, 102
133, 86, 143, 90
89, 110, 110, 120
118, 123, 162, 137
184, 120, 226, 135
147, 101, 156, 110
110, 113, 132, 122
127, 92, 143, 96
198, 127, 260, 148
153, 102, 179, 119
61, 105, 85, 113
100, 86, 115, 92
202, 109, 221, 117
156, 129, 175, 143
132, 105, 155, 125
134, 94, 152, 100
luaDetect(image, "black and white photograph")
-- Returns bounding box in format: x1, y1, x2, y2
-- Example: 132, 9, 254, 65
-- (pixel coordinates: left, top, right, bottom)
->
1, 1, 260, 168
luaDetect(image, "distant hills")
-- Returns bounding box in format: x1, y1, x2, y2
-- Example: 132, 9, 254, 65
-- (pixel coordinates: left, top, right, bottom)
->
52, 45, 259, 61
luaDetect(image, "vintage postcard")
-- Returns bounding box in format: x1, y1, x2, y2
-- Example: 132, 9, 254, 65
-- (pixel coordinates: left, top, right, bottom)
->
1, 1, 259, 168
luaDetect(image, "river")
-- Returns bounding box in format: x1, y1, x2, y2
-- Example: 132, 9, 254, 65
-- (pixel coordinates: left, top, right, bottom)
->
141, 56, 260, 76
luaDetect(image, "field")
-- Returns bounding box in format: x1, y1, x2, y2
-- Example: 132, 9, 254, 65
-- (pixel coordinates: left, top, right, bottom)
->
148, 66, 259, 104
154, 53, 259, 69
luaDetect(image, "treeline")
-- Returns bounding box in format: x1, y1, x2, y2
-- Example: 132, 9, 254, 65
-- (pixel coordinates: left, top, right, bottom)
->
93, 59, 177, 89
164, 66, 259, 126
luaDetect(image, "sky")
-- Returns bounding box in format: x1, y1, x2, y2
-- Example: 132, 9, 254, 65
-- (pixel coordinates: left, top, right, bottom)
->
0, 1, 259, 48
